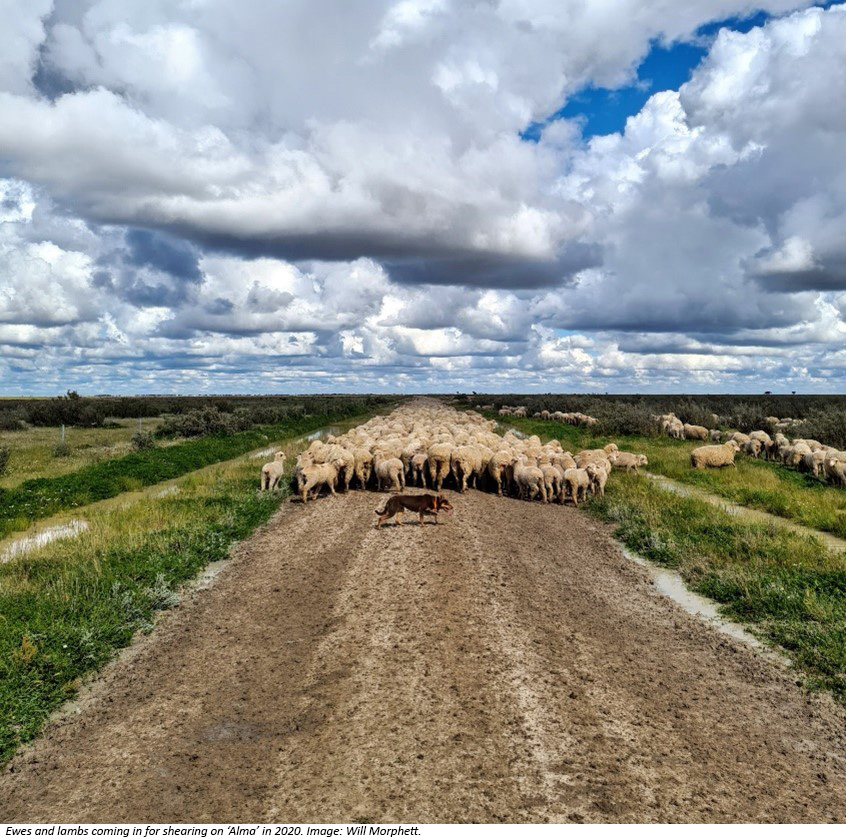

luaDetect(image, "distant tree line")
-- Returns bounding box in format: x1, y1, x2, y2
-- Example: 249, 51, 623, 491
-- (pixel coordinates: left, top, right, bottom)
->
0, 392, 392, 434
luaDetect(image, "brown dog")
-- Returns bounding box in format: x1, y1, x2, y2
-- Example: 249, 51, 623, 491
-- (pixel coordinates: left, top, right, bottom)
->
375, 493, 454, 528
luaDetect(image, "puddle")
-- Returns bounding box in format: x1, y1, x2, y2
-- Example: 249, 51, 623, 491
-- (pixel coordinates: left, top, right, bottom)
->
646, 473, 846, 553
193, 556, 230, 590
252, 447, 278, 459
1, 520, 89, 562
304, 425, 342, 442
617, 543, 788, 664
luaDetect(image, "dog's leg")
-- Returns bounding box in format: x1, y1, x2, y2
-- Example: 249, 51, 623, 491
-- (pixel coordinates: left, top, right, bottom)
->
419, 511, 425, 526
396, 511, 403, 526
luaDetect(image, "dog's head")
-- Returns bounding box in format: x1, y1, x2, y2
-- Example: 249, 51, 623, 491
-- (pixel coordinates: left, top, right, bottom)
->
435, 495, 454, 513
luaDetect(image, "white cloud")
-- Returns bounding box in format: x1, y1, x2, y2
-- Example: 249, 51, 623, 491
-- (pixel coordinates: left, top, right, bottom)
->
2, 2, 846, 394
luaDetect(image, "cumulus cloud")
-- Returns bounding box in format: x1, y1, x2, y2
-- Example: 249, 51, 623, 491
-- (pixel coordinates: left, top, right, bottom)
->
2, 2, 846, 394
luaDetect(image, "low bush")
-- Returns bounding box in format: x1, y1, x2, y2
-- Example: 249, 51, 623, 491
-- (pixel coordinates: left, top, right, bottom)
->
0, 446, 10, 476
130, 431, 156, 451
52, 442, 72, 458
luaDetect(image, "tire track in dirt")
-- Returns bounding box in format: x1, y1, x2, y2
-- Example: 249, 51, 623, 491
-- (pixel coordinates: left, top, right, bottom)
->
1, 490, 845, 823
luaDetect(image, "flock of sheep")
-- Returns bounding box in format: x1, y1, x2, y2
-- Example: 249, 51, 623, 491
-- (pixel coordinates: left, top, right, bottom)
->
484, 404, 599, 426
262, 401, 648, 506
656, 412, 846, 484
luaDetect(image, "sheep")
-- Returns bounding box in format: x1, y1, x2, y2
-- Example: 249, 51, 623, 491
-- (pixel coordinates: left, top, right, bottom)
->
783, 442, 811, 469
824, 456, 846, 488
513, 458, 547, 503
801, 450, 827, 477
743, 438, 764, 459
486, 449, 514, 496
539, 463, 561, 503
260, 451, 287, 491
563, 468, 590, 506
374, 456, 405, 492
427, 442, 453, 491
410, 452, 429, 487
608, 451, 648, 472
709, 429, 722, 442
585, 462, 609, 498
450, 445, 483, 493
603, 442, 619, 455
683, 423, 709, 441
325, 444, 355, 492
576, 449, 608, 469
552, 451, 577, 471
299, 461, 341, 503
690, 441, 740, 469
352, 447, 374, 488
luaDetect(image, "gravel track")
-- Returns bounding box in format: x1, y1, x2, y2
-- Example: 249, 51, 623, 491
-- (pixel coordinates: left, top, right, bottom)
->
2, 490, 845, 823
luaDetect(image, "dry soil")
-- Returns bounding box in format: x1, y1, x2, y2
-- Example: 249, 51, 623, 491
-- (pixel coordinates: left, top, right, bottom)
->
2, 490, 845, 823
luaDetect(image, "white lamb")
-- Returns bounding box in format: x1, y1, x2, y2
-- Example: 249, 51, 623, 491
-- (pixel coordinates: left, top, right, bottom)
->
260, 451, 287, 491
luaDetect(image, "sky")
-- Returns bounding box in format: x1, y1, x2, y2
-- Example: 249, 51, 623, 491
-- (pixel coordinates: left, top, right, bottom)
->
1, 1, 846, 395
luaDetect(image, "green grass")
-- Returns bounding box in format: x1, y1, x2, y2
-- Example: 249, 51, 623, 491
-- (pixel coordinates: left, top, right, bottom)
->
0, 412, 350, 540
494, 415, 846, 539
587, 472, 846, 703
0, 419, 164, 490
0, 463, 286, 764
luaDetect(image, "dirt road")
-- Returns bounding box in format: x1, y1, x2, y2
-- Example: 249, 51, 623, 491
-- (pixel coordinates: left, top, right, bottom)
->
2, 491, 845, 823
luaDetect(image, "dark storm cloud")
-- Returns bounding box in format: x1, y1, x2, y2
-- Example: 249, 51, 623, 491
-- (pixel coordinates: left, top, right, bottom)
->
385, 243, 601, 290
125, 229, 202, 282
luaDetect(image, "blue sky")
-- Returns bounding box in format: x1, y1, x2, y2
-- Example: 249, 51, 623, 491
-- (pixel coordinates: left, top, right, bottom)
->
525, 5, 834, 141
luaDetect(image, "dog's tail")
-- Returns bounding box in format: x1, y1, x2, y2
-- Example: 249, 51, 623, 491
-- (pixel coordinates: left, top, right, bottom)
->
375, 505, 387, 515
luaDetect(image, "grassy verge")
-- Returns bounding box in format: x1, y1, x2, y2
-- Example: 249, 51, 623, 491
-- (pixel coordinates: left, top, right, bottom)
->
492, 414, 846, 539
587, 473, 846, 703
0, 412, 349, 540
0, 456, 287, 764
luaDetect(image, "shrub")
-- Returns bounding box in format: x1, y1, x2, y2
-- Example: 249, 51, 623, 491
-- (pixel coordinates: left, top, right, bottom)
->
53, 441, 72, 458
158, 407, 243, 438
595, 404, 662, 438
0, 410, 26, 431
131, 431, 156, 451
0, 445, 10, 475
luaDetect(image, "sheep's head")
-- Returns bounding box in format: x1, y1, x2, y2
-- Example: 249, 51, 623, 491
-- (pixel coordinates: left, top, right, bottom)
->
637, 454, 648, 466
